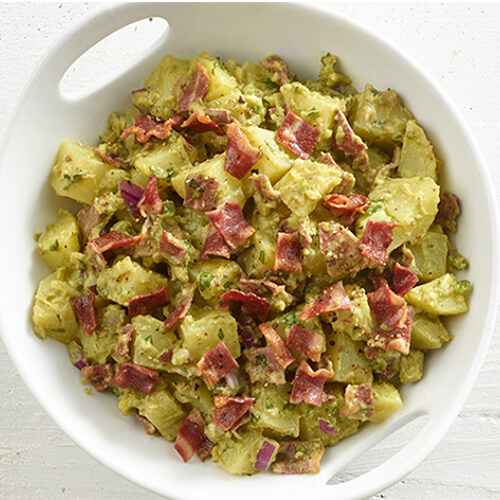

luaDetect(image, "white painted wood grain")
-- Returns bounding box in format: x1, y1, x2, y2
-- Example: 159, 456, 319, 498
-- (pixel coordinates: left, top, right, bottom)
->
1, 2, 499, 499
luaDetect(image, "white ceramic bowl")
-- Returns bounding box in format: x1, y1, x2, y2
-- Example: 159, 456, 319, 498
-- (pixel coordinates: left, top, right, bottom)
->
1, 3, 498, 499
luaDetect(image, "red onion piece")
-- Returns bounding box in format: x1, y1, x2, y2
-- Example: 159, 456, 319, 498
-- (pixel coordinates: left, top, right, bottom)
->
255, 440, 276, 471
224, 370, 239, 389
319, 418, 339, 435
88, 284, 98, 295
239, 326, 256, 348
68, 341, 87, 371
119, 180, 144, 219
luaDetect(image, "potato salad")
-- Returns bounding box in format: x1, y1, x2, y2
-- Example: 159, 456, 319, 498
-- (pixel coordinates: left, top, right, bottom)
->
32, 51, 471, 475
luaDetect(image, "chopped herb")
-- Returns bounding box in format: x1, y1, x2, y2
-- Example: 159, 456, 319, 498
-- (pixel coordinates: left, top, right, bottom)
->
371, 119, 387, 127
307, 108, 320, 118
62, 170, 83, 191
283, 403, 295, 411
456, 279, 472, 295
223, 281, 234, 290
258, 250, 265, 264
218, 328, 225, 340
165, 168, 175, 182
256, 354, 268, 367
112, 387, 123, 397
448, 251, 469, 270
49, 240, 59, 252
265, 400, 274, 410
145, 335, 153, 344
188, 178, 204, 195
262, 79, 278, 90
163, 200, 175, 216
370, 88, 380, 96
283, 310, 299, 326
365, 202, 383, 216
199, 272, 213, 292
251, 413, 260, 425
50, 328, 65, 333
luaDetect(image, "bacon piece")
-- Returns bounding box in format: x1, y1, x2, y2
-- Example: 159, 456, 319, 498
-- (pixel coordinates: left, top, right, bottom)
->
220, 290, 271, 322
275, 111, 318, 159
290, 360, 333, 406
392, 263, 418, 296
128, 288, 169, 318
258, 323, 295, 368
177, 61, 209, 112
341, 383, 374, 421
181, 109, 224, 136
205, 109, 230, 123
244, 346, 286, 385
224, 120, 262, 180
212, 396, 254, 431
207, 201, 255, 250
136, 414, 157, 435
359, 219, 398, 266
120, 114, 176, 144
299, 282, 350, 321
88, 231, 143, 254
160, 231, 187, 264
286, 324, 323, 362
240, 279, 295, 309
112, 362, 158, 395
197, 435, 215, 462
260, 54, 291, 86
183, 174, 218, 212
138, 176, 162, 216
370, 308, 412, 355
272, 439, 324, 474
274, 232, 303, 274
119, 180, 144, 219
174, 409, 206, 463
332, 110, 369, 171
322, 193, 368, 226
436, 191, 460, 233
196, 342, 239, 387
117, 324, 134, 359
318, 221, 368, 279
77, 206, 101, 243
164, 287, 195, 331
250, 173, 280, 204
94, 148, 128, 167
71, 294, 97, 336
81, 363, 114, 391
199, 224, 231, 260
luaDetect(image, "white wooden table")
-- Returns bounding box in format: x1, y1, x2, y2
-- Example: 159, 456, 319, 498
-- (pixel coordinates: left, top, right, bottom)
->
1, 3, 499, 499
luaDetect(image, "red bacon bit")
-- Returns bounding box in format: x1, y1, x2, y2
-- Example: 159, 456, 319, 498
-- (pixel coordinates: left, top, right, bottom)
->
196, 342, 239, 387
258, 323, 295, 368
290, 360, 333, 406
207, 201, 255, 250
111, 362, 158, 395
332, 110, 369, 171
274, 232, 303, 274
71, 294, 97, 336
197, 436, 215, 462
220, 290, 271, 322
177, 61, 209, 113
88, 231, 143, 254
224, 120, 262, 180
286, 324, 323, 362
245, 347, 286, 385
372, 307, 412, 355
205, 109, 230, 124
359, 220, 399, 266
181, 109, 225, 136
251, 347, 280, 372
275, 111, 319, 159
94, 148, 128, 167
174, 409, 206, 463
183, 174, 218, 211
117, 324, 134, 359
164, 287, 195, 331
160, 231, 187, 264
392, 263, 418, 296
436, 191, 460, 233
138, 176, 162, 216
81, 363, 114, 391
299, 282, 350, 321
212, 396, 254, 431
322, 193, 368, 226
128, 288, 169, 318
272, 439, 324, 474
260, 54, 291, 86
77, 206, 101, 244
341, 384, 374, 420
120, 114, 176, 144
119, 180, 144, 219
199, 224, 232, 260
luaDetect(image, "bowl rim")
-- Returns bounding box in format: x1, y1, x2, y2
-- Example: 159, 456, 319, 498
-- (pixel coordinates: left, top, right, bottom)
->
0, 2, 498, 499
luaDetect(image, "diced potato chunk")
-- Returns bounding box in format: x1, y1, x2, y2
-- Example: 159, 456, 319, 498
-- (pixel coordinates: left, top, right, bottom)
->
275, 159, 342, 217
399, 350, 424, 383
399, 120, 438, 180
405, 273, 468, 315
177, 306, 240, 362
145, 54, 190, 99
37, 209, 80, 271
51, 140, 110, 205
410, 231, 448, 282
369, 382, 403, 424
411, 314, 452, 350
189, 259, 242, 301
196, 52, 241, 102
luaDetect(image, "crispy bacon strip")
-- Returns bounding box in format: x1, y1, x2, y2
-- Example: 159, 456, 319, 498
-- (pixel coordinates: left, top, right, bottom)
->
128, 288, 169, 318
224, 120, 262, 180
206, 201, 255, 250
244, 347, 286, 385
299, 281, 350, 321
286, 324, 323, 362
275, 111, 318, 159
205, 109, 230, 123
174, 408, 206, 463
359, 220, 399, 266
258, 323, 295, 368
212, 396, 254, 431
332, 110, 369, 171
196, 342, 239, 387
164, 287, 195, 331
260, 54, 291, 86
436, 191, 460, 233
71, 294, 97, 336
183, 174, 218, 212
88, 231, 143, 254
138, 176, 162, 216
181, 109, 225, 136
81, 363, 114, 391
220, 290, 271, 322
341, 384, 374, 421
160, 231, 187, 264
112, 362, 158, 395
120, 114, 177, 144
392, 263, 418, 296
94, 148, 128, 167
119, 180, 144, 219
274, 232, 303, 274
177, 61, 209, 112
290, 360, 333, 406
322, 193, 368, 226
199, 224, 232, 260
77, 205, 101, 244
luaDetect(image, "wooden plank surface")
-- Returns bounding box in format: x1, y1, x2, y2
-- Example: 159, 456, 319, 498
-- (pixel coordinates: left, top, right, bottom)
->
0, 3, 499, 499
